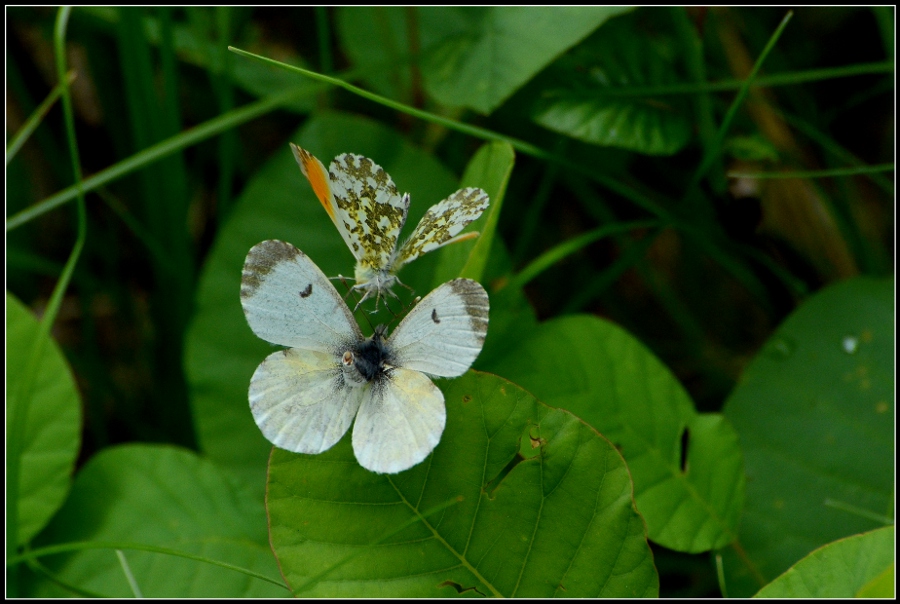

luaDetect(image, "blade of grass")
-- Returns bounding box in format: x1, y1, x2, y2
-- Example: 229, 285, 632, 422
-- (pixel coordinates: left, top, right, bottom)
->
117, 6, 196, 448
727, 163, 894, 180
776, 109, 894, 195
690, 10, 794, 187
508, 220, 661, 291
6, 54, 70, 182
673, 7, 722, 194
7, 541, 290, 592
6, 83, 321, 232
5, 71, 76, 165
212, 7, 238, 218
7, 8, 88, 592
115, 550, 143, 598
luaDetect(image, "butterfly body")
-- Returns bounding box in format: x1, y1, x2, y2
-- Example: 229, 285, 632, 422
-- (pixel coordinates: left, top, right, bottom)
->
241, 239, 489, 474
291, 144, 489, 307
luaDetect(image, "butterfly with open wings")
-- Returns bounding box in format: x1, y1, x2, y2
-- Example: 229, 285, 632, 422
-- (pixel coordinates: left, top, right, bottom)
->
240, 239, 489, 474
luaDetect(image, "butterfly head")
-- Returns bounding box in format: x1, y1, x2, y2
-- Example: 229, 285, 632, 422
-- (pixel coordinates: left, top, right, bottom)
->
340, 325, 393, 387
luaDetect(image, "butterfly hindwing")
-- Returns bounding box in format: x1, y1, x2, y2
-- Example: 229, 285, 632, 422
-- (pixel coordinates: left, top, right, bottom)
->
352, 367, 446, 474
250, 348, 365, 454
388, 278, 489, 378
241, 240, 362, 351
393, 187, 490, 270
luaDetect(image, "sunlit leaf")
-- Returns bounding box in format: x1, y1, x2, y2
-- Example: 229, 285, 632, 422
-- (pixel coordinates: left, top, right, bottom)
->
6, 292, 81, 546
486, 315, 744, 552
420, 7, 634, 114
753, 526, 894, 598
26, 444, 287, 598
720, 277, 894, 597
268, 371, 658, 597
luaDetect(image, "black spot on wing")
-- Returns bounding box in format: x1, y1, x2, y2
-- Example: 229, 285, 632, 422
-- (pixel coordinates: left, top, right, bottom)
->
241, 240, 302, 299
299, 283, 313, 298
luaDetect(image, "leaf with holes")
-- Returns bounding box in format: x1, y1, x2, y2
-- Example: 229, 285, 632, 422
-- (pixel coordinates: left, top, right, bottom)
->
721, 276, 894, 597
267, 371, 658, 597
486, 315, 745, 553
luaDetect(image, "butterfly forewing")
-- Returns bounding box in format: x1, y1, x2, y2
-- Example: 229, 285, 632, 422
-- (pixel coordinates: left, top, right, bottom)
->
352, 367, 446, 474
388, 279, 489, 378
241, 240, 362, 351
327, 153, 410, 272
291, 144, 358, 257
250, 348, 365, 454
394, 187, 490, 269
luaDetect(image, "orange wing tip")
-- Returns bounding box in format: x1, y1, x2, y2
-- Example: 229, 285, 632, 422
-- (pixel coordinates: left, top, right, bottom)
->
289, 144, 336, 221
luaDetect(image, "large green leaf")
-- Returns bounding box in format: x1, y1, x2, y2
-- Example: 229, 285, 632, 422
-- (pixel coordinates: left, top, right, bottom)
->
720, 276, 894, 597
486, 315, 744, 553
6, 292, 81, 546
184, 112, 465, 493
337, 7, 632, 114
753, 526, 894, 598
334, 7, 415, 102
26, 444, 287, 598
421, 7, 635, 113
530, 10, 692, 155
267, 371, 658, 597
431, 140, 515, 288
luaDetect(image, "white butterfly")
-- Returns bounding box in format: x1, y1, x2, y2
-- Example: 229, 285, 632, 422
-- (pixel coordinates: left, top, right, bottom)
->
240, 239, 489, 474
291, 144, 490, 307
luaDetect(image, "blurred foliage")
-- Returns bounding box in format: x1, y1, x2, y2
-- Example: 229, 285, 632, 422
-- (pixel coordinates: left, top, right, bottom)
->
6, 6, 894, 598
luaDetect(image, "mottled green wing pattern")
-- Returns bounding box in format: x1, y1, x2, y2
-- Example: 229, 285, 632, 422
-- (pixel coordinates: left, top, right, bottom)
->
394, 187, 489, 269
327, 153, 410, 272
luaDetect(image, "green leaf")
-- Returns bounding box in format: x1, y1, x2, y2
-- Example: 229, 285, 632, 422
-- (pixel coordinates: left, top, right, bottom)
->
531, 10, 692, 155
6, 292, 81, 547
720, 276, 894, 597
486, 315, 744, 553
431, 140, 515, 288
335, 7, 414, 101
856, 561, 895, 598
753, 526, 894, 598
184, 112, 462, 493
420, 7, 634, 114
267, 371, 658, 597
26, 444, 286, 598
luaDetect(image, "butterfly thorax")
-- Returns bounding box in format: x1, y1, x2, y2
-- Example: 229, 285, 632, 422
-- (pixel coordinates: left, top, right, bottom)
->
340, 326, 393, 387
352, 263, 398, 302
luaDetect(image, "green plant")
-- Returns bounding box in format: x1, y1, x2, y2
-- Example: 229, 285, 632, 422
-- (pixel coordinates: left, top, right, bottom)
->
7, 7, 894, 598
